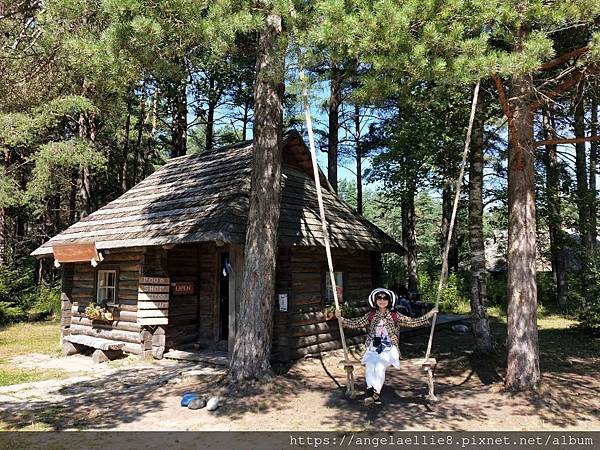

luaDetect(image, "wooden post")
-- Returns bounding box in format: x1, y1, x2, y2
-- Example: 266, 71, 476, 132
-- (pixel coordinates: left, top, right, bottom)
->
228, 244, 244, 356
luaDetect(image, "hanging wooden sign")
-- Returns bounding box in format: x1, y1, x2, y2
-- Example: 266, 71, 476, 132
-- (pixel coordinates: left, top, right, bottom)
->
171, 281, 196, 295
53, 243, 99, 263
138, 284, 170, 293
137, 276, 170, 326
139, 276, 170, 285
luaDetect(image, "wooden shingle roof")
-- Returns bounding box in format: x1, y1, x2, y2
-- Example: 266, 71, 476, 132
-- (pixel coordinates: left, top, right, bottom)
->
32, 132, 403, 257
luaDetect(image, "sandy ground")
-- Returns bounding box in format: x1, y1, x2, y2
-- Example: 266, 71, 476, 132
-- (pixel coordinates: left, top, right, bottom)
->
0, 328, 599, 431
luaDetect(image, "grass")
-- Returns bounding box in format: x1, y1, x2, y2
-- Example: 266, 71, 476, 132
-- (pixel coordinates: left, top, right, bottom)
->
0, 321, 68, 387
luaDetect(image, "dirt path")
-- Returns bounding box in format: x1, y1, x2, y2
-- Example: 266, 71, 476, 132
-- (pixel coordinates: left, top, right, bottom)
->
1, 326, 599, 431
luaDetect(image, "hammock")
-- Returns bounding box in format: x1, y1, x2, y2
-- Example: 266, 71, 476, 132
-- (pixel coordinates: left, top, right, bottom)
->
298, 54, 481, 401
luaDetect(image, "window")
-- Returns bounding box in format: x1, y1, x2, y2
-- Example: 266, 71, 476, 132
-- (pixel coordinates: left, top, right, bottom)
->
324, 271, 344, 305
97, 270, 117, 305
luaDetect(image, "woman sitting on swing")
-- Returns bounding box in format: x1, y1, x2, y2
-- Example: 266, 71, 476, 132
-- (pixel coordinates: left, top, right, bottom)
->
335, 288, 438, 405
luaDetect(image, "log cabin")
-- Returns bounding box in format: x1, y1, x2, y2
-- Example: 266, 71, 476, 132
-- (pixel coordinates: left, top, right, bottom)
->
31, 131, 403, 362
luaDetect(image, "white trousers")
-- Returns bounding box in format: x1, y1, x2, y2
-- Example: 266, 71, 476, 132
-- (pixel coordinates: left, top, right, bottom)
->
361, 345, 400, 393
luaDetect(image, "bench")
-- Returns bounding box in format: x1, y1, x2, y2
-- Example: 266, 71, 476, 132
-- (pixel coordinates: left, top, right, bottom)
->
63, 335, 126, 363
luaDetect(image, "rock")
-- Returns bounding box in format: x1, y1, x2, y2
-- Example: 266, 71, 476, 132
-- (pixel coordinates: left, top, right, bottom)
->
188, 398, 207, 410
451, 324, 470, 333
206, 397, 220, 411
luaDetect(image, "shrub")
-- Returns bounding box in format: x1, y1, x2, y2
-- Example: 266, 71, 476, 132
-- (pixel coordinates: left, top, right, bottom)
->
28, 284, 61, 321
0, 262, 61, 324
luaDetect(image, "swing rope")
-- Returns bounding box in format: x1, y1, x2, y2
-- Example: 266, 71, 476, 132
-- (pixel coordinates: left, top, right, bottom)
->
425, 80, 481, 362
297, 52, 356, 398
296, 35, 480, 399
416, 81, 481, 401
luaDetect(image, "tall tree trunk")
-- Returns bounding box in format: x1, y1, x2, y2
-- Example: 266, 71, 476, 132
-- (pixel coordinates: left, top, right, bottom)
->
441, 181, 459, 274
229, 9, 285, 382
468, 95, 492, 354
242, 97, 250, 141
206, 76, 216, 151
590, 98, 598, 256
327, 67, 341, 192
574, 89, 593, 302
543, 110, 568, 308
505, 69, 540, 390
78, 112, 92, 218
122, 94, 133, 192
68, 169, 78, 225
401, 188, 418, 292
133, 86, 147, 185
354, 104, 363, 215
171, 77, 187, 157
0, 207, 5, 266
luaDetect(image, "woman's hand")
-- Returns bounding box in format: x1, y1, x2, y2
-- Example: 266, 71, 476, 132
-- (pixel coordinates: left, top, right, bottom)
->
335, 309, 342, 319
428, 307, 439, 317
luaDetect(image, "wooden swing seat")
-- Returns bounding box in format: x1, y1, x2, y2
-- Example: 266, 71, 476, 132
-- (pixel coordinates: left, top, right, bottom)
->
338, 359, 361, 367
412, 357, 437, 368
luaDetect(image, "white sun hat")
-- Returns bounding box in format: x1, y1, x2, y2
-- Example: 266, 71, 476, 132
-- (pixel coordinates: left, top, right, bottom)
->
368, 288, 397, 309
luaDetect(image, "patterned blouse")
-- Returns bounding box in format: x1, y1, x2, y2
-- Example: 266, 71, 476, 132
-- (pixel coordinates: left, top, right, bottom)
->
341, 309, 433, 349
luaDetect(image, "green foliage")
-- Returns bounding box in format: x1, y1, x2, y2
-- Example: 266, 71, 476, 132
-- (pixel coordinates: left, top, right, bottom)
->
27, 285, 61, 322
418, 272, 469, 314
0, 263, 61, 324
26, 139, 107, 210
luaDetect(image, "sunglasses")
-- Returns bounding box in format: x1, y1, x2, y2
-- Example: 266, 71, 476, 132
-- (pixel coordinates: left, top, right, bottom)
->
375, 295, 389, 300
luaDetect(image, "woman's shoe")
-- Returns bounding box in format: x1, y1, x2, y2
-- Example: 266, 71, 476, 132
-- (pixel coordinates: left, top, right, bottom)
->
372, 392, 382, 405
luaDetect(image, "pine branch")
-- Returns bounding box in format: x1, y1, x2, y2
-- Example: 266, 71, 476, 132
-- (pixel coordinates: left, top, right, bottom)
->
535, 135, 600, 147
491, 73, 517, 143
540, 45, 590, 71
533, 63, 600, 110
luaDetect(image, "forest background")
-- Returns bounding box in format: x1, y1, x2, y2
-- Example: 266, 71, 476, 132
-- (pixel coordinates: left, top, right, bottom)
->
1, 0, 600, 388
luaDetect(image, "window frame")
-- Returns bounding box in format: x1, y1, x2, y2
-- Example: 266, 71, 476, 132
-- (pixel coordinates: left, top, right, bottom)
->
323, 270, 344, 306
95, 267, 119, 306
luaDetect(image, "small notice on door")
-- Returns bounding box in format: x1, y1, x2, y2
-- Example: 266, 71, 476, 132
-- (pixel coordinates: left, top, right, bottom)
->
278, 294, 288, 312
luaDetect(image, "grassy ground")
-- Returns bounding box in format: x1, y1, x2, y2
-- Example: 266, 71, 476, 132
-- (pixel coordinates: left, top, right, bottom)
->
0, 321, 67, 387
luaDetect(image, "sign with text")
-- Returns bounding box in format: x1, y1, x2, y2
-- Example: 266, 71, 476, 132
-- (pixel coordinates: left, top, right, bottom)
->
138, 276, 170, 326
171, 282, 196, 295
278, 294, 288, 312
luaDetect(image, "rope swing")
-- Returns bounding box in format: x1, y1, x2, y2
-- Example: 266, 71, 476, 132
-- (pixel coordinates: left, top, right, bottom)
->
416, 80, 481, 401
298, 44, 481, 400
298, 64, 357, 398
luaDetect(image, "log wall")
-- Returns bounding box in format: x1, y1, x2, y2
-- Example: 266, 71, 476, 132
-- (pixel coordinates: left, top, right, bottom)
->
165, 244, 202, 348
274, 246, 377, 361
197, 243, 218, 345
65, 247, 145, 355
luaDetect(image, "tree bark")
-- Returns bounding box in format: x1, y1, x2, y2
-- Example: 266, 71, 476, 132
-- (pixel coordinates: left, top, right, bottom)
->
327, 67, 341, 192
132, 86, 146, 185
574, 88, 593, 301
441, 181, 459, 274
206, 76, 216, 151
589, 98, 598, 256
172, 76, 187, 157
543, 110, 568, 308
401, 189, 418, 293
78, 112, 93, 218
468, 95, 492, 354
229, 10, 285, 382
505, 68, 540, 390
354, 104, 363, 215
0, 207, 5, 266
122, 93, 133, 192
242, 97, 250, 141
